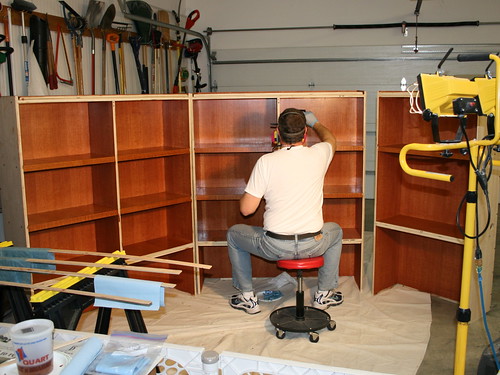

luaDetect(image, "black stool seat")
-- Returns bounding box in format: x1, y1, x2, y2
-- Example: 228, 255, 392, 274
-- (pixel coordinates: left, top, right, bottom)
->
269, 256, 336, 343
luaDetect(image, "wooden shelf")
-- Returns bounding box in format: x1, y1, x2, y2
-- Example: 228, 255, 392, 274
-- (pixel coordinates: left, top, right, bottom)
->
323, 185, 363, 198
376, 215, 463, 244
120, 192, 191, 214
197, 227, 362, 244
196, 187, 244, 200
195, 141, 363, 154
23, 154, 115, 172
196, 185, 363, 200
195, 143, 272, 153
118, 147, 190, 161
28, 204, 118, 232
336, 143, 364, 151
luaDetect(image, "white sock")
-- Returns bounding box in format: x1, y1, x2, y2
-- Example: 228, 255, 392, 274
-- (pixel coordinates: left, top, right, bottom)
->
242, 291, 255, 299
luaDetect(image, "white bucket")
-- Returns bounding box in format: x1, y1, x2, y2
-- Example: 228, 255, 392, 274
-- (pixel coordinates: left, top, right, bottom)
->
10, 319, 54, 375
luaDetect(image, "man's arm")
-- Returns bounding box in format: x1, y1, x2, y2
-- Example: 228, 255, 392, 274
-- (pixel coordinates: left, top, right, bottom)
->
240, 192, 261, 216
304, 111, 336, 152
312, 121, 336, 152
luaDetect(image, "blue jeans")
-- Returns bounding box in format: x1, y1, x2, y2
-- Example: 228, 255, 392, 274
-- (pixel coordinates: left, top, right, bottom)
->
227, 222, 343, 293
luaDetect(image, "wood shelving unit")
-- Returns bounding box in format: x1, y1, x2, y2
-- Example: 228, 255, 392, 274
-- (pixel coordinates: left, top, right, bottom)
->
0, 91, 366, 294
192, 92, 366, 288
374, 92, 498, 314
0, 95, 195, 292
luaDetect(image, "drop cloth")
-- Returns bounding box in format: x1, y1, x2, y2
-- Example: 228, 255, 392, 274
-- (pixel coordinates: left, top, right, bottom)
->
77, 275, 431, 375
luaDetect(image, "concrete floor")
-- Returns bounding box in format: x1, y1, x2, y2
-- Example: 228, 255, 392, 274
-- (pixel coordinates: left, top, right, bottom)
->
416, 243, 500, 374
365, 199, 500, 374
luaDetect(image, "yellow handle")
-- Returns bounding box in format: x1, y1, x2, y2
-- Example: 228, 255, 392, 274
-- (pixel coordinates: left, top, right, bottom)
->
399, 143, 460, 182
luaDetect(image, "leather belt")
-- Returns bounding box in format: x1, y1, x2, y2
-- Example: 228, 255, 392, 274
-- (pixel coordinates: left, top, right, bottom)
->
265, 230, 322, 241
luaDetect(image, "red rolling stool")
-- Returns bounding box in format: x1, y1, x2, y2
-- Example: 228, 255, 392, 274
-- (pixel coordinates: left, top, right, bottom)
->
269, 256, 336, 343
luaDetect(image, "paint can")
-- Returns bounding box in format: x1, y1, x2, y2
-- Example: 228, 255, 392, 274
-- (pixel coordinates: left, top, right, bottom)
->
10, 319, 54, 375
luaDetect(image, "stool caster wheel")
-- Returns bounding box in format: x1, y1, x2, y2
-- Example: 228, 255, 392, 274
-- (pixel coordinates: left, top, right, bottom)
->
276, 328, 286, 340
327, 320, 336, 331
309, 332, 319, 343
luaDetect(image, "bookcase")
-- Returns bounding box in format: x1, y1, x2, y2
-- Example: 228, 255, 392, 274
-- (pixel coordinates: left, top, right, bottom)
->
0, 95, 196, 293
0, 91, 366, 294
374, 92, 498, 314
192, 92, 366, 288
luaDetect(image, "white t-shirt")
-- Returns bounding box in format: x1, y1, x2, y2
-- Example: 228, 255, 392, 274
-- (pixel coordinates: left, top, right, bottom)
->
245, 142, 333, 234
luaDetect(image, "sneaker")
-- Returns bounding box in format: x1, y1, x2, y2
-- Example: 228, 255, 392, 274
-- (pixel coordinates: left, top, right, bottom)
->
313, 290, 343, 310
229, 293, 261, 314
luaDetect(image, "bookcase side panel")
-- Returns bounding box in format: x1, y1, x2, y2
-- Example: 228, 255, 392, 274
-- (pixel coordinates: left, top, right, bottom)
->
0, 98, 28, 246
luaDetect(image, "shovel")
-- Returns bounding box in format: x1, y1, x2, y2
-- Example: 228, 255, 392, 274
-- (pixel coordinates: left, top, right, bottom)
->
98, 4, 115, 94
85, 0, 104, 95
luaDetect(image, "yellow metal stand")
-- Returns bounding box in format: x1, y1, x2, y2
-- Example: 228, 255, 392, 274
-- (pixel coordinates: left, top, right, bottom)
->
399, 54, 500, 374
454, 145, 478, 374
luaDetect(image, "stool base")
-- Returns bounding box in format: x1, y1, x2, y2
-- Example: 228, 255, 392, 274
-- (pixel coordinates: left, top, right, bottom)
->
270, 306, 336, 343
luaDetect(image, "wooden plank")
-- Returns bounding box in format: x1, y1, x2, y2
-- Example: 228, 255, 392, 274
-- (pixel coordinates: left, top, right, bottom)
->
0, 265, 176, 288
45, 248, 212, 269
22, 258, 182, 275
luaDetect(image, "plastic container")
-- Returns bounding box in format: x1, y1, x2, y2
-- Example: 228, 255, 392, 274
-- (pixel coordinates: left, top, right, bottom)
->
201, 350, 219, 375
10, 319, 54, 375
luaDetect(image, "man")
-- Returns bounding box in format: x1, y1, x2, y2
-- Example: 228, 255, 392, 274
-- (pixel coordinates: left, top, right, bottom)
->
226, 108, 343, 314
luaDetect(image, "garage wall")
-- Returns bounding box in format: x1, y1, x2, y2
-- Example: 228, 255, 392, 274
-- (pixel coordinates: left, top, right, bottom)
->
182, 0, 500, 197
2, 0, 500, 199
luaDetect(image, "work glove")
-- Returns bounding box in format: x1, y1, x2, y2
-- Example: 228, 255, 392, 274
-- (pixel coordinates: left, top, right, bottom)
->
304, 111, 318, 128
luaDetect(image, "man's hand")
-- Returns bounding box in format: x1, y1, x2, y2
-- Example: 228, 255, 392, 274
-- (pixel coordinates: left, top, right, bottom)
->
304, 111, 318, 128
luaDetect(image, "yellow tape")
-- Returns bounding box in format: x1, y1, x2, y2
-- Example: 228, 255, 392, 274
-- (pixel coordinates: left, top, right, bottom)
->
30, 250, 127, 303
0, 241, 14, 248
